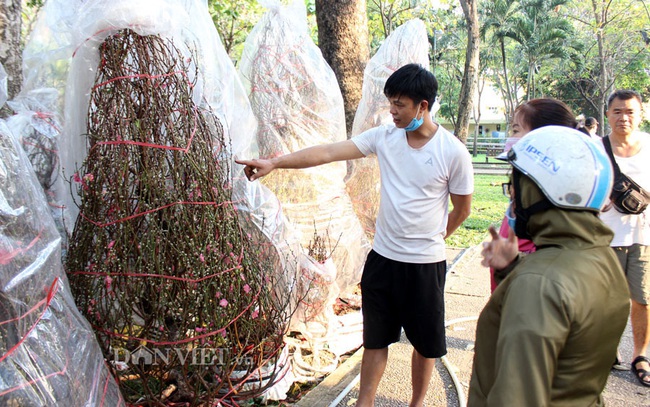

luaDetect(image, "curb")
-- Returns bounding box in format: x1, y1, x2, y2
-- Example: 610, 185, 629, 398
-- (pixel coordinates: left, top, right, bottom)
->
292, 346, 363, 407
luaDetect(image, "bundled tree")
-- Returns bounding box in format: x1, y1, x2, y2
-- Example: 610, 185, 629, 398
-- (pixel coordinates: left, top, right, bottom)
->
238, 0, 370, 299
0, 64, 124, 406
5, 89, 67, 249
65, 29, 291, 405
238, 0, 370, 380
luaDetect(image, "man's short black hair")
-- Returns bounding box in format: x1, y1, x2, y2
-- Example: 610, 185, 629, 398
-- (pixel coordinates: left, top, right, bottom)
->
384, 63, 438, 112
607, 89, 643, 108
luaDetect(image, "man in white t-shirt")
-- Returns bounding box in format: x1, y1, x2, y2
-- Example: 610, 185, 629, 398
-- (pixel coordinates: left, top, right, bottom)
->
237, 63, 474, 406
599, 89, 650, 387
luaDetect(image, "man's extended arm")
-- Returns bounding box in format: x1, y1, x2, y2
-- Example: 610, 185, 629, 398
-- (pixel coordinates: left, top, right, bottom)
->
235, 140, 364, 181
445, 193, 472, 239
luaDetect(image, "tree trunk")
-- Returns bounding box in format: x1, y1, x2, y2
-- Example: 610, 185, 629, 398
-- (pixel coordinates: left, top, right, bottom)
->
594, 3, 609, 137
0, 0, 22, 114
315, 0, 370, 137
499, 38, 515, 120
455, 0, 480, 143
471, 78, 485, 157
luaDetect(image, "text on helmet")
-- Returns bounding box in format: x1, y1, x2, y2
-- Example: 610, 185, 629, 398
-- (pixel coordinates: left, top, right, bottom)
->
523, 144, 560, 174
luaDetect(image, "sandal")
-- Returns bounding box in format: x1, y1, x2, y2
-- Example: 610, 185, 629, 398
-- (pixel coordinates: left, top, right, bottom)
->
613, 350, 630, 371
631, 356, 650, 387
613, 356, 629, 371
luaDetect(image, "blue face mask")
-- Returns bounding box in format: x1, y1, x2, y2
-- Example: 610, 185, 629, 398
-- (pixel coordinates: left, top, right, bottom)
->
404, 106, 424, 131
505, 201, 516, 231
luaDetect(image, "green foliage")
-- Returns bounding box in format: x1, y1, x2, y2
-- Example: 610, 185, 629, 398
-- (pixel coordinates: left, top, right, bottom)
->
17, 0, 650, 116
208, 0, 264, 63
614, 55, 650, 95
436, 57, 464, 125
446, 174, 510, 248
21, 0, 44, 46
504, 0, 578, 99
366, 1, 455, 54
207, 0, 320, 62
532, 0, 650, 120
366, 0, 420, 45
423, 2, 466, 124
471, 154, 506, 164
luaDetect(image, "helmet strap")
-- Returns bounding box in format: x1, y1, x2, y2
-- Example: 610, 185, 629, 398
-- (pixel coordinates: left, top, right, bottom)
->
512, 169, 554, 240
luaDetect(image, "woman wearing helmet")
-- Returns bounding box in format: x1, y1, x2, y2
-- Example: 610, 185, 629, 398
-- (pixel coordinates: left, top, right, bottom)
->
488, 98, 585, 292
468, 126, 630, 406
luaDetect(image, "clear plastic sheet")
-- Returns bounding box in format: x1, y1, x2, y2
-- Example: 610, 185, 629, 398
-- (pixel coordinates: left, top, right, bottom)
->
0, 64, 7, 106
24, 0, 300, 281
238, 0, 371, 300
238, 2, 369, 379
0, 80, 124, 405
6, 89, 67, 253
290, 257, 339, 331
345, 19, 430, 239
21, 0, 301, 402
20, 0, 292, 259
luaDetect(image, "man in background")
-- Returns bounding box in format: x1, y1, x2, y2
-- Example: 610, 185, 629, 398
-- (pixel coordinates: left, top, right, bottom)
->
600, 89, 650, 387
585, 116, 599, 136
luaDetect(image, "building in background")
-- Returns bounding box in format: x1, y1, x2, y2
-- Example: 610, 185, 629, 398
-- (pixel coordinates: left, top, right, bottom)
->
438, 82, 508, 157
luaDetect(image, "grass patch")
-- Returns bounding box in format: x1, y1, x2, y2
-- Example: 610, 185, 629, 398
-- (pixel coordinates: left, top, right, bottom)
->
469, 153, 505, 164
446, 173, 510, 248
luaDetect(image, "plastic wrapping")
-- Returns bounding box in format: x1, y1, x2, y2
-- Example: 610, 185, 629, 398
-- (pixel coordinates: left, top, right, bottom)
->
21, 0, 299, 277
233, 345, 295, 403
345, 19, 430, 239
238, 0, 371, 301
291, 257, 339, 330
0, 86, 124, 405
0, 64, 7, 106
20, 0, 292, 257
6, 89, 67, 252
21, 0, 301, 403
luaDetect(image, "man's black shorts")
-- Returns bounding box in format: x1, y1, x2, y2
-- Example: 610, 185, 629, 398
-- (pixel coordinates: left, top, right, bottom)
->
361, 250, 447, 359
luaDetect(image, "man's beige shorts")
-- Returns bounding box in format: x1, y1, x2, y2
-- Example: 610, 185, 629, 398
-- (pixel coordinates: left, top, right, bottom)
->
614, 244, 650, 304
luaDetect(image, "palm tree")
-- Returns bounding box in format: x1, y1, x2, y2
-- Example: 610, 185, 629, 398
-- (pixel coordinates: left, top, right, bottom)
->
506, 0, 577, 100
480, 0, 520, 119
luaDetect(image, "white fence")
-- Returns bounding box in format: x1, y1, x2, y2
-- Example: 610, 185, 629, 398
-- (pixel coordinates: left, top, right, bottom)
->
465, 136, 506, 157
